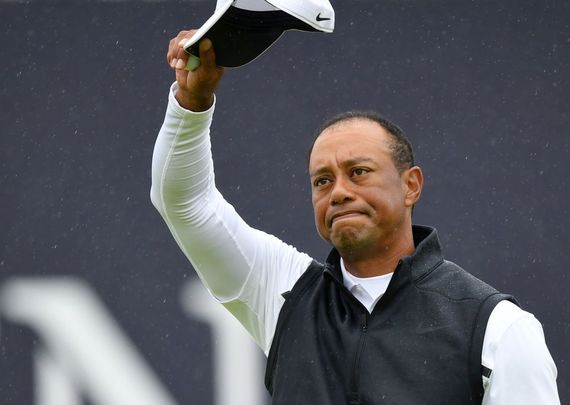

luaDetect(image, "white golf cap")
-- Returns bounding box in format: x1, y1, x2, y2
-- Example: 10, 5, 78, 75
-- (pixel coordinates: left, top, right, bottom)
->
184, 0, 335, 68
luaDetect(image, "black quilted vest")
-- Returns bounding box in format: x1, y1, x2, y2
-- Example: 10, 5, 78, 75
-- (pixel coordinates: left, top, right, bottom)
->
265, 225, 514, 404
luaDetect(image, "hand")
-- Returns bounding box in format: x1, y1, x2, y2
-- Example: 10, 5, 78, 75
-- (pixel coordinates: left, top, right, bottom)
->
167, 30, 225, 112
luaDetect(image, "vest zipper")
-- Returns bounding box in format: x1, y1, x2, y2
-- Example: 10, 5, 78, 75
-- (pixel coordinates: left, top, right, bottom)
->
349, 313, 368, 404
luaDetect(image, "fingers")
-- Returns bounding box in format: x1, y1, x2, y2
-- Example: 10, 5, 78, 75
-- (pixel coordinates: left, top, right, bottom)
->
167, 31, 186, 67
166, 30, 220, 73
174, 38, 191, 70
166, 29, 224, 111
167, 30, 196, 69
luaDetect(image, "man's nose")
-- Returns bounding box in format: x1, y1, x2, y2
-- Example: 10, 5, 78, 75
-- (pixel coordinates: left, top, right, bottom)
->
330, 177, 354, 205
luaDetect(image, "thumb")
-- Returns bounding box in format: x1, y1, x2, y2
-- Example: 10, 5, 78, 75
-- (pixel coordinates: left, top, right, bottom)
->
199, 39, 216, 69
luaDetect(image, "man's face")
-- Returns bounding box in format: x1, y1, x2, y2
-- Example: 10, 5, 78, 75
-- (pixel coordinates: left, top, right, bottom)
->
309, 119, 418, 258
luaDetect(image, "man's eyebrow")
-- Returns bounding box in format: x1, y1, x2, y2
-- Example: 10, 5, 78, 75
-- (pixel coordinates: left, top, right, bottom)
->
309, 167, 329, 177
309, 157, 375, 177
343, 157, 375, 167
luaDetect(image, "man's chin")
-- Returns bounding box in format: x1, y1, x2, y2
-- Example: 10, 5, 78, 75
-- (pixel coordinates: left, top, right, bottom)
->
331, 228, 367, 253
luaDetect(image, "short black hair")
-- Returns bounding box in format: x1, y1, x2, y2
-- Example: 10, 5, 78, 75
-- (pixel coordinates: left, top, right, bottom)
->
308, 111, 415, 173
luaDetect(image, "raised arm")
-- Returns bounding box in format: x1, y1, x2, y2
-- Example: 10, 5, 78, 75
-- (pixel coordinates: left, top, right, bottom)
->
151, 32, 312, 352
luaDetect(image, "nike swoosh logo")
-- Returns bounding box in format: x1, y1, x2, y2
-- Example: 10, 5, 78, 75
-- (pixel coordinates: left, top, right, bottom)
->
316, 13, 331, 22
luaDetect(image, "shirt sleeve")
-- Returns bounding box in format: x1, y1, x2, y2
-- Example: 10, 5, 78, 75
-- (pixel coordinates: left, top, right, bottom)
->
150, 83, 313, 353
482, 300, 560, 405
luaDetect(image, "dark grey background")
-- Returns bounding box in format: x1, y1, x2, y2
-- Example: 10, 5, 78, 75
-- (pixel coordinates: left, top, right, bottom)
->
1, 0, 568, 403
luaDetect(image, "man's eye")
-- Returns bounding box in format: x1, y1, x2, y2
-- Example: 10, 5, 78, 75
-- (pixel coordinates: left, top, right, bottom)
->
352, 168, 369, 176
313, 178, 330, 187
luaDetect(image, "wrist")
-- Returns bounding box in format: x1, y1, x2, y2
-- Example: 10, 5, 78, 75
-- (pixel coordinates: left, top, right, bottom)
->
175, 88, 214, 112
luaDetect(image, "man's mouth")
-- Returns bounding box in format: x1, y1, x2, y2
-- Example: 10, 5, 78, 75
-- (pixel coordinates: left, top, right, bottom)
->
330, 211, 364, 225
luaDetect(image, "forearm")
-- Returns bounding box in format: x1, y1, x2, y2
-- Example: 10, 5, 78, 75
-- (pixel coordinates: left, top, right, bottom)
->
151, 82, 216, 227
151, 82, 251, 299
150, 84, 313, 350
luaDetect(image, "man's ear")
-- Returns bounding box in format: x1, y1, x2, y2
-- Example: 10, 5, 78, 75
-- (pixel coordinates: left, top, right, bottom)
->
403, 166, 423, 208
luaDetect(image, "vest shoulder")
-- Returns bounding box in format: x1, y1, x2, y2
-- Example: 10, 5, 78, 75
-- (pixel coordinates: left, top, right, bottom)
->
415, 260, 500, 301
281, 260, 324, 300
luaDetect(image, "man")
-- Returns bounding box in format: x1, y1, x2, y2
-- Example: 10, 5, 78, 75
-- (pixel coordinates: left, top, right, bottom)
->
151, 31, 560, 404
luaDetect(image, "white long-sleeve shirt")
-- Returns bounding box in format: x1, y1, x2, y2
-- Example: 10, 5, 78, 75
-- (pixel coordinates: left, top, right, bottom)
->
151, 83, 560, 404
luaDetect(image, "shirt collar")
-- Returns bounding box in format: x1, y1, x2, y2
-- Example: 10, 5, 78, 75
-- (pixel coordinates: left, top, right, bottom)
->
324, 225, 444, 288
339, 258, 358, 291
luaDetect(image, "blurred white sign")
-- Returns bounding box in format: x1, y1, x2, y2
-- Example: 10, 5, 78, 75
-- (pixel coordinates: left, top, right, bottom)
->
0, 277, 265, 405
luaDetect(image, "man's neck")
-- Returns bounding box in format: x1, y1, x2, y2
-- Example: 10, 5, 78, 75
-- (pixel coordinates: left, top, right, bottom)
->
341, 229, 415, 278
